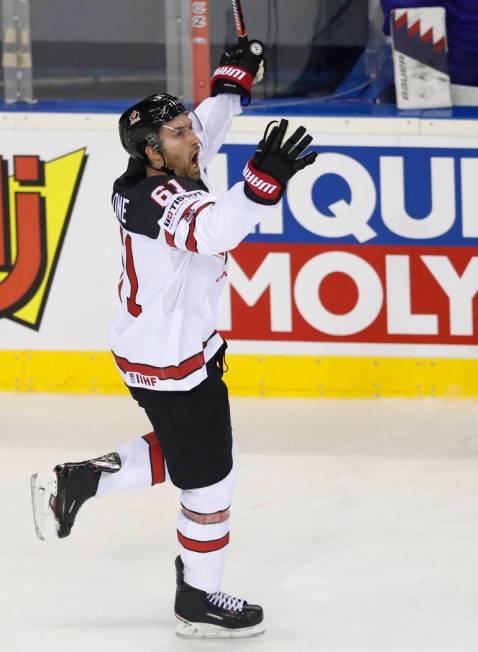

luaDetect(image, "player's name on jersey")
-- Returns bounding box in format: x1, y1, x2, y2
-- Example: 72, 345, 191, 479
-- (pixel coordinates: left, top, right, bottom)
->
112, 193, 129, 225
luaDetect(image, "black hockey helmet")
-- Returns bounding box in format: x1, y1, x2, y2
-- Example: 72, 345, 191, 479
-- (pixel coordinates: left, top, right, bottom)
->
118, 93, 187, 161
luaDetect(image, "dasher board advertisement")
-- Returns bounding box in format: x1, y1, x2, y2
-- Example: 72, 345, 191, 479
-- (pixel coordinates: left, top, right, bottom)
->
0, 114, 477, 362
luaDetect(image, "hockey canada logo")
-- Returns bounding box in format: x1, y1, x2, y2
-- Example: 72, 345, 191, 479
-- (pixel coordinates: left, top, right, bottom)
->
129, 110, 140, 125
0, 149, 87, 330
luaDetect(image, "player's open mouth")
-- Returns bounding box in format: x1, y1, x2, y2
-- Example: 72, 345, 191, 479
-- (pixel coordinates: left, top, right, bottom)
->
191, 152, 199, 169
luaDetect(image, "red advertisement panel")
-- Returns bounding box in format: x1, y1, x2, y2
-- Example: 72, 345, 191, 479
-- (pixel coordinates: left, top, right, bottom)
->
222, 243, 478, 345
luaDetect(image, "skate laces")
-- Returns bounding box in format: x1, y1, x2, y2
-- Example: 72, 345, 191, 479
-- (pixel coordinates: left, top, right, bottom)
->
207, 591, 244, 612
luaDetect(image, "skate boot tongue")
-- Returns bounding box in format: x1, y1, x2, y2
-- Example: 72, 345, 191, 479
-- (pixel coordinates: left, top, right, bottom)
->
206, 591, 245, 612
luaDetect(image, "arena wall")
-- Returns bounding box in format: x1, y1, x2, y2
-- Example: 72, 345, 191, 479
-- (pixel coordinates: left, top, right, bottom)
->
0, 111, 477, 397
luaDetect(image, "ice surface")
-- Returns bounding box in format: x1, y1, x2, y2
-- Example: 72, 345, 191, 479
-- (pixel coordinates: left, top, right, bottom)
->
2, 393, 478, 651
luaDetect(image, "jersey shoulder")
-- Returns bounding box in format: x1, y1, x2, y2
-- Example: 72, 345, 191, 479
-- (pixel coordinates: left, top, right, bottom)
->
112, 174, 208, 239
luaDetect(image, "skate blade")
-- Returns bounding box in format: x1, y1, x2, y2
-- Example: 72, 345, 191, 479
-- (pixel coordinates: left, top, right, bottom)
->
175, 614, 265, 639
31, 472, 59, 541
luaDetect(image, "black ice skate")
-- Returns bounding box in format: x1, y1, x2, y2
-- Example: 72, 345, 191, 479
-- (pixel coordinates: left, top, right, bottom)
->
174, 556, 265, 639
31, 453, 121, 540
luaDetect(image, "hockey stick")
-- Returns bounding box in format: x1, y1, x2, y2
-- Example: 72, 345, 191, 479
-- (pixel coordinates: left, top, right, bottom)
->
231, 0, 248, 47
231, 0, 264, 56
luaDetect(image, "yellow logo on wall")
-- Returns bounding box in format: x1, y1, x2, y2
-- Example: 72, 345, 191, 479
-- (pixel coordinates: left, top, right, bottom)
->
0, 149, 87, 330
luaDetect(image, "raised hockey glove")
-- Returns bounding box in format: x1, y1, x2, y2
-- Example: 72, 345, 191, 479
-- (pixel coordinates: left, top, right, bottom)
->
211, 39, 265, 106
243, 119, 318, 205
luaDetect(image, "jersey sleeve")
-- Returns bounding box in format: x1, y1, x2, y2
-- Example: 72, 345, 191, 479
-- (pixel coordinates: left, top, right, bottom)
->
156, 181, 274, 255
193, 94, 242, 168
115, 174, 275, 255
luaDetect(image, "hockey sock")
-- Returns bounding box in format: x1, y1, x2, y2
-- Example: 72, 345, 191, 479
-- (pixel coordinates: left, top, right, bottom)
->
96, 432, 168, 496
177, 467, 235, 593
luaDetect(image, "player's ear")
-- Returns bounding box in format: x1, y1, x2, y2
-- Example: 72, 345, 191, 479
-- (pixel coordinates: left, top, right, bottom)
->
145, 144, 164, 165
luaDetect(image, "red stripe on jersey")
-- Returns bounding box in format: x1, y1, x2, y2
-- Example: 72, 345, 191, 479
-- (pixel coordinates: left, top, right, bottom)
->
185, 202, 215, 253
177, 530, 230, 553
118, 227, 125, 301
186, 214, 198, 253
163, 201, 199, 249
112, 350, 205, 381
181, 200, 199, 253
125, 234, 142, 317
142, 432, 166, 484
165, 230, 176, 248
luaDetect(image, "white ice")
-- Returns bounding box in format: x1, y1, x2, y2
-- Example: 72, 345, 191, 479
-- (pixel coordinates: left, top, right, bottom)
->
2, 393, 478, 652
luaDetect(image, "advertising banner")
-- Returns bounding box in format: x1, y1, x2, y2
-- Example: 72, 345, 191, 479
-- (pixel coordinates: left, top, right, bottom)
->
0, 120, 125, 351
211, 135, 478, 358
0, 112, 477, 396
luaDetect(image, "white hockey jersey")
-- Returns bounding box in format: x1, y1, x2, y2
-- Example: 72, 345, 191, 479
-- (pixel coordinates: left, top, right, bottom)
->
110, 94, 274, 391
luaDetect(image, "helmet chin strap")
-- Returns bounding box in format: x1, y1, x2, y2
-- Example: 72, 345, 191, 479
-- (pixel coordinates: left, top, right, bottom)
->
148, 160, 176, 175
145, 133, 176, 175
146, 148, 176, 176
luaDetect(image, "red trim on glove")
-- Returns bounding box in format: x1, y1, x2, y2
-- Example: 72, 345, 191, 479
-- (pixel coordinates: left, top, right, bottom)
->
243, 159, 282, 202
211, 65, 254, 93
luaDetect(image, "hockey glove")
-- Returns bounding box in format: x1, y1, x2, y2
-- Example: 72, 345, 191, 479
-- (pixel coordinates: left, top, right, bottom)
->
211, 39, 265, 106
243, 119, 318, 205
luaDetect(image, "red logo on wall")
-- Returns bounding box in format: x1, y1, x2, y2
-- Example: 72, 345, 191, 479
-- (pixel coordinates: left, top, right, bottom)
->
0, 149, 87, 330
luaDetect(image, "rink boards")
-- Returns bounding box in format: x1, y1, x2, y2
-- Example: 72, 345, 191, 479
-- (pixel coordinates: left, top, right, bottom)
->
0, 111, 478, 397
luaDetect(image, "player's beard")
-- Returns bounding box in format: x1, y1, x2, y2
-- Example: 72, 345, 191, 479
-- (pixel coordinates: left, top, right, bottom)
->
162, 149, 200, 181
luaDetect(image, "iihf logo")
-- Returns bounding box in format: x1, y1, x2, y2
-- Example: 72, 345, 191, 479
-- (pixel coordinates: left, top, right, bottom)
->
0, 149, 87, 330
129, 110, 141, 126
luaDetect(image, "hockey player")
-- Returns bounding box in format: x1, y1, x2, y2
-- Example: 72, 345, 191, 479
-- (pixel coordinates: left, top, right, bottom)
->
31, 40, 317, 638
